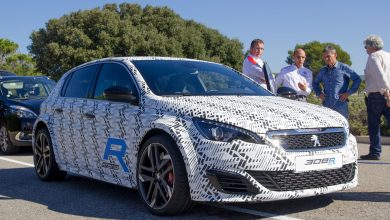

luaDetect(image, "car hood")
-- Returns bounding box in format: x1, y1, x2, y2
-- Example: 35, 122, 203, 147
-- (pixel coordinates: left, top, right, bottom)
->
7, 98, 45, 115
150, 96, 348, 133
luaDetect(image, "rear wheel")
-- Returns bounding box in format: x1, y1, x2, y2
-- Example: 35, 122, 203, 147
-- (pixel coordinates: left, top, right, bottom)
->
0, 124, 19, 155
33, 128, 66, 181
137, 135, 193, 215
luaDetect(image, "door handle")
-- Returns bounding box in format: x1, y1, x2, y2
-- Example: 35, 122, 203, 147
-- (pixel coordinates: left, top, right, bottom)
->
83, 112, 95, 119
54, 108, 63, 113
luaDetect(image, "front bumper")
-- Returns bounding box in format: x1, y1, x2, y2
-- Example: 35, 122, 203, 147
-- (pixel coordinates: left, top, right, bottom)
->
185, 133, 358, 202
7, 118, 35, 147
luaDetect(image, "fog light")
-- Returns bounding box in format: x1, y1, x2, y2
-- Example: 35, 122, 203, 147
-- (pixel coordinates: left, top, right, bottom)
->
17, 132, 32, 141
20, 132, 28, 139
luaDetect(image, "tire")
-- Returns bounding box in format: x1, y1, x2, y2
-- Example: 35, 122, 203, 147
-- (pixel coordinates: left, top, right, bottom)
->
137, 134, 193, 216
33, 128, 67, 181
0, 124, 19, 155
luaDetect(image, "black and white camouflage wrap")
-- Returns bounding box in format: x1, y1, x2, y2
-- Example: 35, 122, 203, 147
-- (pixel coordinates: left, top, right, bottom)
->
34, 57, 358, 203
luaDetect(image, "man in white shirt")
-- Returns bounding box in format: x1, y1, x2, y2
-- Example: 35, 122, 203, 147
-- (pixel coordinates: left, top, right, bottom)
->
274, 48, 312, 101
242, 39, 267, 89
360, 35, 390, 160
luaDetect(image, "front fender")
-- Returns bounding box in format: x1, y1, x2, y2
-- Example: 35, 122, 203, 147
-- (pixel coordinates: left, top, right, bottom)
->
144, 116, 198, 187
32, 115, 62, 167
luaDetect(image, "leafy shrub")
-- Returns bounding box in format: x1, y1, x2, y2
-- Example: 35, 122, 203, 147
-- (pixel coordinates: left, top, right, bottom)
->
348, 94, 368, 135
309, 93, 390, 136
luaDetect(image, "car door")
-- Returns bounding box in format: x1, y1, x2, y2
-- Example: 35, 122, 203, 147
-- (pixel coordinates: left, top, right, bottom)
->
50, 64, 99, 175
263, 62, 276, 94
82, 62, 140, 186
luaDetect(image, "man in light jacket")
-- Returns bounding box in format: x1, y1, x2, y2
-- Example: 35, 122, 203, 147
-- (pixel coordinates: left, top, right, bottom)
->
360, 35, 390, 160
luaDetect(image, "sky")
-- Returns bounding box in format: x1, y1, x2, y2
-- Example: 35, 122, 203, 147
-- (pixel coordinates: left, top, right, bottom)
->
1, 0, 390, 76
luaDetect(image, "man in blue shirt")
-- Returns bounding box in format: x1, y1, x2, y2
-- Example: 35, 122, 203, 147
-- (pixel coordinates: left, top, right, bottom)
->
313, 45, 362, 118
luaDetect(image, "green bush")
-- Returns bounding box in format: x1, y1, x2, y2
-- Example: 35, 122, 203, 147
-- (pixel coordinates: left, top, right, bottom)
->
348, 94, 368, 135
308, 93, 390, 136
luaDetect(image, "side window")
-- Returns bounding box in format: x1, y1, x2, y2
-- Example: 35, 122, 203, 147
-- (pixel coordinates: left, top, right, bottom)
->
63, 65, 98, 98
93, 63, 138, 100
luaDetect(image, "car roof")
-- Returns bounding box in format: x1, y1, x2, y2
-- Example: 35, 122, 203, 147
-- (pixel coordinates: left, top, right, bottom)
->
62, 57, 233, 79
0, 70, 17, 76
92, 56, 212, 64
70, 56, 219, 73
0, 75, 52, 81
104, 56, 203, 61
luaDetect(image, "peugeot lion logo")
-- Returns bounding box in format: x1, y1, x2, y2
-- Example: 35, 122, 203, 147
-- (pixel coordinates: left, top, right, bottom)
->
310, 135, 321, 147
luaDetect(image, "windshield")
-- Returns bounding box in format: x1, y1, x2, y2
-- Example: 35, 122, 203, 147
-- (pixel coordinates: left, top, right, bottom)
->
0, 77, 56, 100
132, 60, 272, 96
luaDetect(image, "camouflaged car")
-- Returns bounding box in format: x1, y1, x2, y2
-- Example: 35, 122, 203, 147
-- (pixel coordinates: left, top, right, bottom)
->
32, 57, 358, 215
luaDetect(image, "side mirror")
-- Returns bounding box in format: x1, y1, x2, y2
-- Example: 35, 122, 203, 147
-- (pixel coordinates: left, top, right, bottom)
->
277, 86, 297, 100
103, 86, 138, 104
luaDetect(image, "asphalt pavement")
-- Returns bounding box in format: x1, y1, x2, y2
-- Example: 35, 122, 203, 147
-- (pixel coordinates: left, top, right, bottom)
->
0, 143, 389, 220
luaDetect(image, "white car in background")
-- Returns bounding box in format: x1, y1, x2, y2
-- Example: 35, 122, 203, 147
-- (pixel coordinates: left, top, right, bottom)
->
32, 57, 358, 215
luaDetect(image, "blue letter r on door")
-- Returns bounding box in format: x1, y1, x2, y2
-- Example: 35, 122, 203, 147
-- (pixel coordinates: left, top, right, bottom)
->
103, 138, 129, 173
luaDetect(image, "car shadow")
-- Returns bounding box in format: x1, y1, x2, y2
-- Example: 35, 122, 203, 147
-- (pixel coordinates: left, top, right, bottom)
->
17, 147, 34, 155
329, 191, 390, 202
3, 167, 384, 219
358, 161, 390, 165
221, 190, 390, 216
0, 167, 255, 219
224, 195, 334, 216
0, 147, 33, 156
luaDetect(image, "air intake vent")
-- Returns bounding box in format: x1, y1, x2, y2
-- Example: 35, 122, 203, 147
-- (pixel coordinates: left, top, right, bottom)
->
247, 163, 356, 191
207, 170, 258, 194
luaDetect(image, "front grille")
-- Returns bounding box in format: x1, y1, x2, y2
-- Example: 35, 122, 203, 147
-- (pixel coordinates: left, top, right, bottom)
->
268, 128, 346, 150
207, 170, 258, 194
247, 163, 356, 191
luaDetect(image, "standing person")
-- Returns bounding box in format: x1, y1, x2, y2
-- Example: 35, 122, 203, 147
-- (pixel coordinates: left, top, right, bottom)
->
242, 39, 267, 88
360, 35, 390, 160
313, 45, 361, 118
274, 48, 313, 101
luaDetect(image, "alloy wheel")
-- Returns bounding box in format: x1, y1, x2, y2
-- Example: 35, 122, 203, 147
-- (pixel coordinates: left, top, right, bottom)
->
0, 126, 9, 152
34, 132, 51, 177
138, 143, 175, 209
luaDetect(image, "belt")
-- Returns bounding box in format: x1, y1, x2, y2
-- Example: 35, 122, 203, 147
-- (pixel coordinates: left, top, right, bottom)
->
368, 92, 382, 96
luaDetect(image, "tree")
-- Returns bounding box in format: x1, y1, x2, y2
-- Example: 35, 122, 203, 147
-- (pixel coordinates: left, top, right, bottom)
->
29, 3, 244, 80
285, 41, 352, 77
3, 54, 36, 76
0, 38, 37, 75
0, 38, 19, 65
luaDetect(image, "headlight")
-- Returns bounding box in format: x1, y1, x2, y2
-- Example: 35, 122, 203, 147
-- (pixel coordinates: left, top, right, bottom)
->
9, 105, 37, 118
193, 117, 264, 144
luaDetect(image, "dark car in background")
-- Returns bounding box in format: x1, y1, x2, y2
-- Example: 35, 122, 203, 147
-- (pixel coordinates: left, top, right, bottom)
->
0, 70, 17, 77
0, 76, 55, 154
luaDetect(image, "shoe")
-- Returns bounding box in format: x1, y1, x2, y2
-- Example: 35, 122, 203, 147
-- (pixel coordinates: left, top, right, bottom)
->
359, 154, 380, 160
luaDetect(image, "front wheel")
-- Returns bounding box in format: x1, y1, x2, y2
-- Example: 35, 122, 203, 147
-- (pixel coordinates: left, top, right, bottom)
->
137, 135, 193, 215
0, 124, 19, 155
33, 128, 67, 181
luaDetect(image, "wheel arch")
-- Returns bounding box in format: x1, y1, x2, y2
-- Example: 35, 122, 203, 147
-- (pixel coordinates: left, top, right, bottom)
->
34, 120, 49, 137
136, 128, 194, 214
139, 129, 167, 148
137, 121, 198, 189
